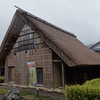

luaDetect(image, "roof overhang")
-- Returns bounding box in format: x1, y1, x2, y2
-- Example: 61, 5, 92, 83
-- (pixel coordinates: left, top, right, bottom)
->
1, 8, 100, 68
0, 11, 25, 66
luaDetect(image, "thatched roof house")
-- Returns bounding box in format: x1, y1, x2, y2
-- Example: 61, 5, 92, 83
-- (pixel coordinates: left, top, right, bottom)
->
1, 8, 100, 67
1, 8, 100, 88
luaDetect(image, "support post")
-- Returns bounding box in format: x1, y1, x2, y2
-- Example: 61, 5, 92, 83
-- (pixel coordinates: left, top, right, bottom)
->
62, 62, 64, 89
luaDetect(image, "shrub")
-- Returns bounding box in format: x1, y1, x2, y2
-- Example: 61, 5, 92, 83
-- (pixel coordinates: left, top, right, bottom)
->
0, 76, 4, 83
85, 78, 100, 88
64, 78, 100, 100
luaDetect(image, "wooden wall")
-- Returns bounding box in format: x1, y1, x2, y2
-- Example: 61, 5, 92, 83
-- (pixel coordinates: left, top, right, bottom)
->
5, 48, 53, 88
5, 24, 53, 88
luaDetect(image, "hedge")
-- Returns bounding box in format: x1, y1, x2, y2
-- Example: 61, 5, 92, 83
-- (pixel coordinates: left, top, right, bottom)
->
64, 78, 100, 100
0, 76, 4, 83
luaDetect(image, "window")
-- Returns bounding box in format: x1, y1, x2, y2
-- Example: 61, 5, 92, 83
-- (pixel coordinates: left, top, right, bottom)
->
11, 25, 48, 52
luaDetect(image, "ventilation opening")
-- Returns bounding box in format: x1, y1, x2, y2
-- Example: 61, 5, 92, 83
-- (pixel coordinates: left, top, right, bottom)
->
25, 51, 27, 53
14, 53, 16, 55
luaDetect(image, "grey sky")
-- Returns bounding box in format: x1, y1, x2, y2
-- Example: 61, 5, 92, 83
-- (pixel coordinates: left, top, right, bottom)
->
0, 0, 100, 45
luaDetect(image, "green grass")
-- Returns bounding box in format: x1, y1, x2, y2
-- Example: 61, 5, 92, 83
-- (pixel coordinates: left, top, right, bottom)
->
20, 91, 63, 100
0, 88, 9, 94
20, 91, 31, 96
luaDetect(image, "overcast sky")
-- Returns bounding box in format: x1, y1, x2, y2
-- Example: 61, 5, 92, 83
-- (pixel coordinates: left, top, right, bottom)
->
0, 0, 100, 45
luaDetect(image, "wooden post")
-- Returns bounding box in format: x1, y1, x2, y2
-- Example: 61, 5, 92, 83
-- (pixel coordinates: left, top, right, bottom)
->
62, 62, 65, 89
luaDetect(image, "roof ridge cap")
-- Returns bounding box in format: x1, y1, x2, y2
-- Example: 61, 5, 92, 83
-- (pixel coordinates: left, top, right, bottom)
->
16, 6, 76, 37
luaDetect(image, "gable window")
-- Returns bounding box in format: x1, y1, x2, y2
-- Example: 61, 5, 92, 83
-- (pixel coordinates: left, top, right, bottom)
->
11, 24, 48, 52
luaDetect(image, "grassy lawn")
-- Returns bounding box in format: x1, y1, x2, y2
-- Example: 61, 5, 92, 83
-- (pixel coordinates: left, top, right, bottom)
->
0, 88, 9, 94
0, 88, 64, 100
20, 91, 64, 100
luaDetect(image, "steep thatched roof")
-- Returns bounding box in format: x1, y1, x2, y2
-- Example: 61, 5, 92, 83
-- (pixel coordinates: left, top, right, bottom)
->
1, 8, 100, 67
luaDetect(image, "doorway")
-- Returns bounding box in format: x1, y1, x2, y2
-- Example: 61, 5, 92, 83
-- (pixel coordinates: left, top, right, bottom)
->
36, 68, 43, 85
8, 67, 15, 82
53, 62, 62, 88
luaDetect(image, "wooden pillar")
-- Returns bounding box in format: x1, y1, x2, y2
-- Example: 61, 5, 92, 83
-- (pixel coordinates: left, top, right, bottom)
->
62, 62, 65, 89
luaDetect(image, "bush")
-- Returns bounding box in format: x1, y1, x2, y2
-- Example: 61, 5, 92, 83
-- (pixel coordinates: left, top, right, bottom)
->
64, 78, 100, 100
85, 78, 100, 87
0, 76, 4, 83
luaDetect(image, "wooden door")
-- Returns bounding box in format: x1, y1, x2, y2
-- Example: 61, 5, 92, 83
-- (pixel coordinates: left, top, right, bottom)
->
54, 62, 62, 88
8, 67, 15, 82
11, 67, 15, 81
37, 68, 43, 85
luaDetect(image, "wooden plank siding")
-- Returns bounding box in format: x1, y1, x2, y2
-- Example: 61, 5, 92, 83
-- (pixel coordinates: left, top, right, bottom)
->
5, 24, 53, 88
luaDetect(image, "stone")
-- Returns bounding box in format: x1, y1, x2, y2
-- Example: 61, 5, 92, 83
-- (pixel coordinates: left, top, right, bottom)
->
2, 89, 20, 100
